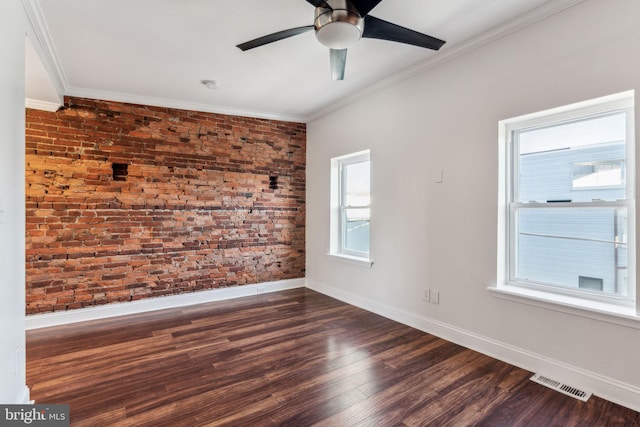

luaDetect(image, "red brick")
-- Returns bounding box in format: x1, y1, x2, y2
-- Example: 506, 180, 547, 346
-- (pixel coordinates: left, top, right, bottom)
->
25, 97, 306, 313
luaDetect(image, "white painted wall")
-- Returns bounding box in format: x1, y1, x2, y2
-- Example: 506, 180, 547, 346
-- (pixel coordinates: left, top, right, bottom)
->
0, 0, 29, 404
307, 0, 640, 411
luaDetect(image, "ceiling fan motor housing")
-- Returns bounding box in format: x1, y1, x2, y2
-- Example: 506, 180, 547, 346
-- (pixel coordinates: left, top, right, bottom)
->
314, 0, 364, 49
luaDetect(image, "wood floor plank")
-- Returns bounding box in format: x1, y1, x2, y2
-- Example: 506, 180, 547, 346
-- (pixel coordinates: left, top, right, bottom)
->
27, 288, 640, 426
314, 361, 443, 427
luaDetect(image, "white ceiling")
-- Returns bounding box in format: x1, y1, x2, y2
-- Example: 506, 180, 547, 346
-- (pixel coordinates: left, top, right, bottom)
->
25, 0, 581, 122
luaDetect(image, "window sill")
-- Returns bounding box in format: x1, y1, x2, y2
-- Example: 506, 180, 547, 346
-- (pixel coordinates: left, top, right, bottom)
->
327, 253, 373, 268
488, 284, 640, 330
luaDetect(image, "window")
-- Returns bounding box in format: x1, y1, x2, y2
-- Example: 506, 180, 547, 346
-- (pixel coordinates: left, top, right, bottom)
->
572, 159, 625, 190
330, 150, 372, 265
498, 92, 635, 307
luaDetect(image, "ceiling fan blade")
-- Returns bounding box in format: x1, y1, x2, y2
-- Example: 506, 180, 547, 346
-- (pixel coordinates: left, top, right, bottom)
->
237, 25, 314, 51
363, 15, 445, 50
349, 0, 383, 17
330, 49, 347, 81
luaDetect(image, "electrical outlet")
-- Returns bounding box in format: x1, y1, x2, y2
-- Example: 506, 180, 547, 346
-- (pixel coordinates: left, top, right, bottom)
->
256, 286, 265, 294
430, 290, 440, 304
423, 288, 430, 301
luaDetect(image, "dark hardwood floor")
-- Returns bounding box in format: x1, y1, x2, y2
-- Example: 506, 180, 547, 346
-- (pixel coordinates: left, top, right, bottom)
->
27, 288, 640, 426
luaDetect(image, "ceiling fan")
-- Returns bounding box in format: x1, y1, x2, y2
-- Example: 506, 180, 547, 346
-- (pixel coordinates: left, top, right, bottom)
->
236, 0, 445, 80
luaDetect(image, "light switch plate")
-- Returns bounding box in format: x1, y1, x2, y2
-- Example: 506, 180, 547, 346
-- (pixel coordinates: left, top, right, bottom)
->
430, 290, 439, 304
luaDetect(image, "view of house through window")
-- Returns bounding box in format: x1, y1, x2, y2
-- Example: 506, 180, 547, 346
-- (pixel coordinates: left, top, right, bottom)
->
342, 158, 370, 255
502, 92, 635, 303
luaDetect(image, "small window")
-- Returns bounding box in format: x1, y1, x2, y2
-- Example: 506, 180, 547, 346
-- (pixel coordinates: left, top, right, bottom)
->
579, 276, 604, 291
572, 160, 624, 190
330, 150, 371, 262
499, 91, 635, 305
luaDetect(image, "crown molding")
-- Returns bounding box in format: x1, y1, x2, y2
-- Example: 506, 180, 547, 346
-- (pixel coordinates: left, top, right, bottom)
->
25, 98, 61, 112
21, 0, 585, 124
21, 0, 304, 122
22, 0, 68, 96
64, 86, 306, 123
304, 0, 586, 123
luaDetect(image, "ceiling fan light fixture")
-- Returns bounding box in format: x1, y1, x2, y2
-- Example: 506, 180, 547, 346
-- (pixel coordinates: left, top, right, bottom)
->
314, 7, 363, 49
315, 22, 362, 49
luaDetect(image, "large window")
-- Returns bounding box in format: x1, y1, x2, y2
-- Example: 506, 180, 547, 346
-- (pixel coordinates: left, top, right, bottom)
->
499, 92, 635, 306
330, 150, 371, 264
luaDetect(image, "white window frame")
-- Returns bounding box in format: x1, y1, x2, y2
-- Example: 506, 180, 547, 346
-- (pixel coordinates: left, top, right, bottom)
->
329, 150, 373, 267
494, 91, 640, 323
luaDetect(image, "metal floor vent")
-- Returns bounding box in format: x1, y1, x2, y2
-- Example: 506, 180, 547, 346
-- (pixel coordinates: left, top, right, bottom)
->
530, 374, 592, 402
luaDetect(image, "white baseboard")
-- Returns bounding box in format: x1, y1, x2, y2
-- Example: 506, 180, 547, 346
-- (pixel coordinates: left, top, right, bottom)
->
13, 386, 31, 404
305, 279, 640, 413
25, 276, 640, 412
26, 278, 304, 330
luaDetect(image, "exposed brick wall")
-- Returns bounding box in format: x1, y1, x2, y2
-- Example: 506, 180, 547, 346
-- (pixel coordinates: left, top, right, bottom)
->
25, 97, 305, 314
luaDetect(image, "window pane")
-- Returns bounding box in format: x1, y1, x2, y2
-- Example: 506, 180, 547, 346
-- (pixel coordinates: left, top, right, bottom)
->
344, 221, 369, 253
345, 219, 370, 254
344, 208, 370, 254
515, 207, 628, 295
344, 161, 370, 207
518, 113, 626, 203
519, 113, 626, 155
